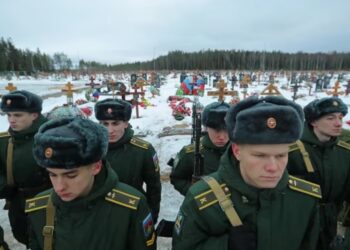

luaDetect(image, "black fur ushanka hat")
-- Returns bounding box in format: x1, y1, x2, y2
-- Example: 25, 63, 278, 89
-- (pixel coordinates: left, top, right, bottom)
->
225, 96, 304, 144
33, 117, 108, 169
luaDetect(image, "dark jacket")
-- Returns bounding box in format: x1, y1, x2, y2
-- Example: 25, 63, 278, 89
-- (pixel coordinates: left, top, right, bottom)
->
170, 134, 228, 195
173, 148, 320, 250
26, 162, 156, 250
106, 126, 161, 222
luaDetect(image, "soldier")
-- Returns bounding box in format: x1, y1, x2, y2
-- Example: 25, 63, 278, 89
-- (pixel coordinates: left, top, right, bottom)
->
173, 96, 320, 250
170, 101, 230, 196
26, 117, 156, 250
94, 98, 161, 223
0, 90, 50, 247
287, 96, 350, 249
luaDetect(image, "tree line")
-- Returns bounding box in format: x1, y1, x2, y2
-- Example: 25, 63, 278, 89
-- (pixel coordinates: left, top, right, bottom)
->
1, 37, 349, 75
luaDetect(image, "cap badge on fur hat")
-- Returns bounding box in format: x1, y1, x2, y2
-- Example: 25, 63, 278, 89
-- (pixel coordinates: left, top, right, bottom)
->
107, 108, 113, 114
6, 99, 11, 106
333, 101, 338, 106
267, 117, 277, 129
45, 148, 53, 158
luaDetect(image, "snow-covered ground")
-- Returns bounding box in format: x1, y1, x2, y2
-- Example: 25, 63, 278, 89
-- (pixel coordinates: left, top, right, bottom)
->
0, 72, 350, 249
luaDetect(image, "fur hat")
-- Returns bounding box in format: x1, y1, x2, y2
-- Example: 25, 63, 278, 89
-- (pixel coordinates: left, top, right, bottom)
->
94, 98, 132, 121
1, 90, 42, 113
304, 97, 348, 123
225, 96, 304, 144
33, 117, 108, 169
202, 101, 230, 130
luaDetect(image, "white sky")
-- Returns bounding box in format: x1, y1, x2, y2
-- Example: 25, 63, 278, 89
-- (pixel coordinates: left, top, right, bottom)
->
1, 0, 349, 64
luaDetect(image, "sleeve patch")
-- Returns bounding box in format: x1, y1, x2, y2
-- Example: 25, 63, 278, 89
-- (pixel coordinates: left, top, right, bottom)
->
194, 184, 231, 210
153, 153, 160, 172
288, 175, 322, 199
142, 212, 155, 246
105, 188, 140, 210
25, 195, 50, 213
174, 211, 184, 235
130, 137, 149, 150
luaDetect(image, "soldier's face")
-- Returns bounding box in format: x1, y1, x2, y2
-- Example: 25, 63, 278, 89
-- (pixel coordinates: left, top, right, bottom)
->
6, 111, 38, 131
100, 120, 129, 143
46, 161, 102, 202
311, 112, 343, 141
207, 127, 229, 147
232, 143, 289, 189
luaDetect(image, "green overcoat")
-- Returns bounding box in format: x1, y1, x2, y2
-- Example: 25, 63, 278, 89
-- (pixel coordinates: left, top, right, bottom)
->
170, 134, 228, 195
106, 126, 161, 222
173, 148, 320, 250
287, 124, 350, 248
26, 162, 156, 250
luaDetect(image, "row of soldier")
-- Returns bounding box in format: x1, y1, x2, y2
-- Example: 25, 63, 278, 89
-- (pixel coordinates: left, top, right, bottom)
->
0, 88, 350, 249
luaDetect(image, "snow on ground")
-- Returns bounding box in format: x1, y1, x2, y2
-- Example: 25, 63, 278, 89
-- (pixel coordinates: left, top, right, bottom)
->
0, 72, 350, 249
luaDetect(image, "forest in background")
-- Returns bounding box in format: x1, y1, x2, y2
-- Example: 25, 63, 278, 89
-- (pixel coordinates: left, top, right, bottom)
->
1, 37, 350, 75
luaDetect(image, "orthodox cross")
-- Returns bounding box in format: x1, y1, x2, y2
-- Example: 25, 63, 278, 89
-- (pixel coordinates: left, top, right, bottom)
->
327, 80, 344, 97
130, 84, 145, 118
5, 83, 17, 92
260, 83, 282, 96
61, 82, 76, 105
207, 79, 238, 101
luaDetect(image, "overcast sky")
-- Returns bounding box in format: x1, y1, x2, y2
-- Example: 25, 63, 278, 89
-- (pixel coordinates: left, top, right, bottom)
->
1, 0, 349, 64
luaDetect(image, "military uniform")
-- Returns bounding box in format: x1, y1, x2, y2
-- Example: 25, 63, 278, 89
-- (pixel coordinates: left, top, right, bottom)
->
287, 100, 350, 249
170, 134, 228, 195
105, 126, 161, 223
0, 115, 49, 245
26, 162, 156, 250
173, 149, 320, 250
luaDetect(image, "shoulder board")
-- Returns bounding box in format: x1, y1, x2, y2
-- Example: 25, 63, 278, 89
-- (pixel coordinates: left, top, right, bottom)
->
105, 188, 141, 210
130, 137, 149, 150
0, 131, 10, 138
288, 175, 322, 199
194, 183, 231, 210
184, 144, 194, 153
185, 144, 203, 154
337, 140, 350, 151
288, 143, 299, 153
25, 195, 50, 213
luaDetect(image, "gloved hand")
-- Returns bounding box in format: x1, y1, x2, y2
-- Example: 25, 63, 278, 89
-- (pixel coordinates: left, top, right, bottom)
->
228, 225, 256, 250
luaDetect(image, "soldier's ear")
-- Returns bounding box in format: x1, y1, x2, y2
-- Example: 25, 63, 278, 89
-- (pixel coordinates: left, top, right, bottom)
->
231, 144, 241, 161
91, 160, 103, 176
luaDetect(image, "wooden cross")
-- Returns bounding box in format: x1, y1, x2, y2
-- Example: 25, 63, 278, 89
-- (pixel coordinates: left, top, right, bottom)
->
135, 77, 147, 94
5, 83, 17, 92
61, 82, 76, 105
327, 80, 344, 97
130, 85, 145, 118
260, 83, 282, 96
207, 79, 238, 101
291, 83, 301, 101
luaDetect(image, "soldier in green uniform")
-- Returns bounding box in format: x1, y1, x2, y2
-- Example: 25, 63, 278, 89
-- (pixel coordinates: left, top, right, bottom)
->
287, 97, 350, 249
0, 90, 49, 248
170, 101, 230, 195
26, 117, 156, 250
173, 96, 321, 250
94, 98, 161, 223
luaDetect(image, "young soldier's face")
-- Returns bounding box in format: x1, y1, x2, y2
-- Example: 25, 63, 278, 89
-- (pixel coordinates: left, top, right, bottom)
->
311, 112, 343, 139
100, 120, 129, 143
232, 143, 289, 189
207, 127, 229, 147
46, 161, 101, 202
6, 111, 38, 131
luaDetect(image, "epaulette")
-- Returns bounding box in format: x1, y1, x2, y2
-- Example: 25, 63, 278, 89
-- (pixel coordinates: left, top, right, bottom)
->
130, 137, 149, 150
0, 131, 10, 138
25, 195, 50, 213
288, 143, 299, 153
184, 144, 203, 154
184, 144, 194, 153
337, 140, 350, 151
194, 183, 231, 210
288, 175, 322, 199
105, 188, 141, 210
